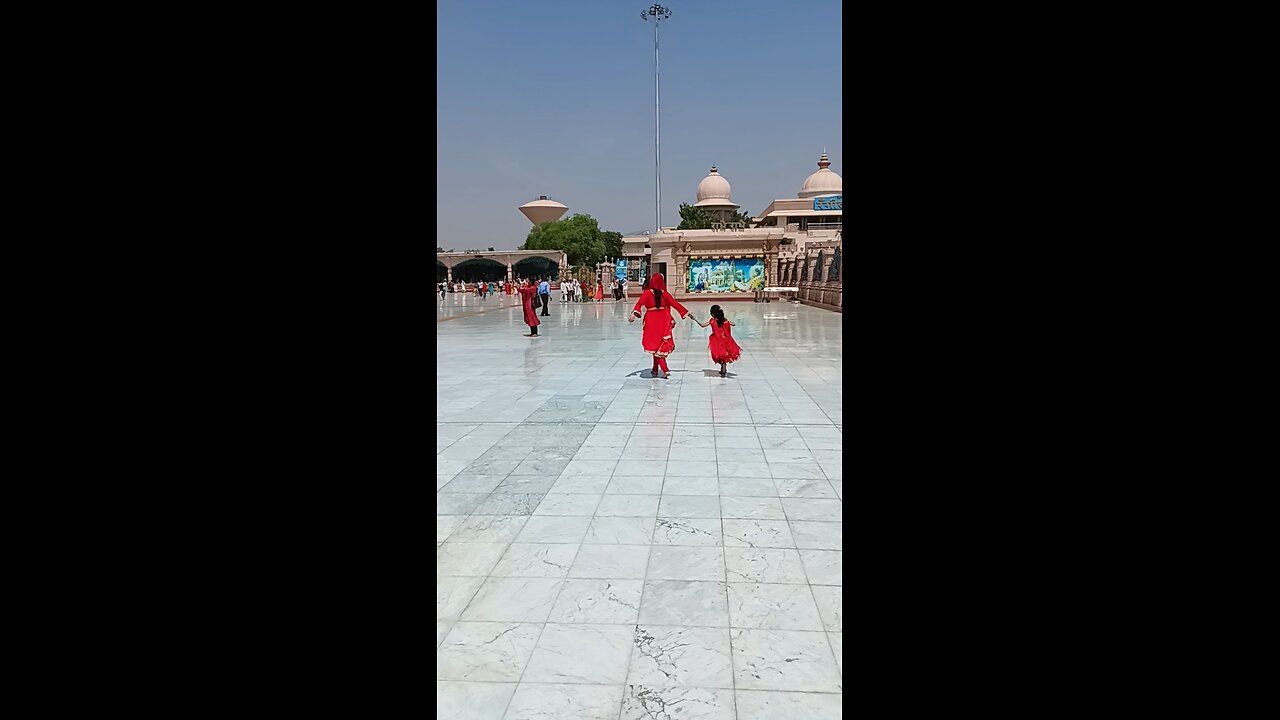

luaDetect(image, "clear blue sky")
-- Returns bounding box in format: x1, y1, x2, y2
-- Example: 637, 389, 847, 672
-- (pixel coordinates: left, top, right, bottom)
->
437, 0, 841, 250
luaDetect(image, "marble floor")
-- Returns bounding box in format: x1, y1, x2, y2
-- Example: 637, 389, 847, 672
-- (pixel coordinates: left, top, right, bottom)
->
437, 291, 842, 720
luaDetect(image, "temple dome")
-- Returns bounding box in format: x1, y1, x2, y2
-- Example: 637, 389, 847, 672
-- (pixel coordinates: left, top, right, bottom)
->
694, 165, 739, 209
797, 152, 842, 198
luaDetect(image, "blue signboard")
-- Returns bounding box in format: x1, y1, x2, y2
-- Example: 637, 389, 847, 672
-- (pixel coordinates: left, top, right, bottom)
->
813, 195, 842, 211
615, 259, 627, 280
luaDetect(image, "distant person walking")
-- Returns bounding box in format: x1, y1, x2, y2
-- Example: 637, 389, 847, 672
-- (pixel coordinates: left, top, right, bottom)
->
694, 304, 742, 377
518, 279, 541, 337
628, 272, 689, 379
538, 277, 551, 316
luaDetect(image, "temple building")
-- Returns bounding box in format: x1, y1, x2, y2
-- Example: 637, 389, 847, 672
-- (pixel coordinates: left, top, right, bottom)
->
617, 151, 842, 310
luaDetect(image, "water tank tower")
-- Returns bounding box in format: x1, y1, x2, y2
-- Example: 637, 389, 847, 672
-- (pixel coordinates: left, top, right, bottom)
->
519, 196, 569, 225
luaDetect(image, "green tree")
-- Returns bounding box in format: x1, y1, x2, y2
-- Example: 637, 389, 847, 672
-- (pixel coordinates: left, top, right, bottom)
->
521, 213, 618, 267
676, 203, 712, 230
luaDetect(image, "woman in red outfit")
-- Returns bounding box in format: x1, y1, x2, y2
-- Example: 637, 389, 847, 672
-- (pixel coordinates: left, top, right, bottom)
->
627, 272, 689, 378
694, 304, 741, 377
518, 279, 541, 337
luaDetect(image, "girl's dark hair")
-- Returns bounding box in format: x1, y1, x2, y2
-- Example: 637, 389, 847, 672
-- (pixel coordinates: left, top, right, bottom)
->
653, 287, 664, 308
710, 305, 726, 326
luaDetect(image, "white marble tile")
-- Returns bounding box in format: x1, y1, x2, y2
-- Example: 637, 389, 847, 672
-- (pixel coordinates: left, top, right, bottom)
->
437, 515, 466, 542
510, 457, 571, 476
657, 494, 721, 518
436, 543, 508, 577
781, 497, 843, 521
730, 628, 843, 692
727, 583, 825, 630
734, 690, 842, 719
503, 683, 624, 720
639, 579, 729, 626
652, 517, 722, 546
436, 492, 488, 515
438, 299, 843, 710
619, 446, 669, 461
515, 515, 592, 543
562, 459, 620, 477
799, 549, 842, 585
723, 548, 808, 584
621, 686, 735, 720
473, 492, 545, 516
827, 632, 842, 673
660, 475, 719, 495
533, 493, 602, 516
667, 446, 712, 462
595, 494, 661, 517
459, 577, 564, 622
811, 586, 842, 631
665, 460, 719, 477
522, 623, 635, 684
605, 475, 664, 494
450, 466, 519, 487
493, 475, 557, 494
766, 462, 825, 480
436, 621, 542, 682
491, 543, 579, 578
773, 477, 837, 498
435, 681, 516, 720
569, 544, 651, 579
547, 579, 644, 624
718, 476, 780, 497
447, 514, 529, 544
646, 546, 725, 581
722, 519, 795, 548
628, 625, 735, 688
720, 496, 786, 520
437, 574, 486, 619
585, 516, 656, 544
547, 473, 611, 494
789, 521, 842, 550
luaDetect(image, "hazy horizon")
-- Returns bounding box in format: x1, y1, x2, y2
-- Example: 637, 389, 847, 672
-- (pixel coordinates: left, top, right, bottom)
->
437, 0, 842, 250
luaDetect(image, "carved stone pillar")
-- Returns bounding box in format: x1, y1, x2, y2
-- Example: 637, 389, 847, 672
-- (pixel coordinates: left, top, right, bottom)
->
506, 264, 513, 282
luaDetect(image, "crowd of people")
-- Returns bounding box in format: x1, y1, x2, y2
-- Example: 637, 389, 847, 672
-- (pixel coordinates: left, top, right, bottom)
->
438, 272, 743, 377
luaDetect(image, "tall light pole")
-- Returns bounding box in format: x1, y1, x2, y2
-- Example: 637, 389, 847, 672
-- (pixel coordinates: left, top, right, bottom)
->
641, 4, 671, 234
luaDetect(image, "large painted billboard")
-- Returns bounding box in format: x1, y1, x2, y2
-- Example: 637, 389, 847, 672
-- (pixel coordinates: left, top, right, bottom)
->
687, 258, 766, 293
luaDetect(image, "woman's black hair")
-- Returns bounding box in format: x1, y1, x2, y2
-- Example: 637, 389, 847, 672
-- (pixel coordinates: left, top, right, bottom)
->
710, 305, 726, 326
653, 287, 664, 308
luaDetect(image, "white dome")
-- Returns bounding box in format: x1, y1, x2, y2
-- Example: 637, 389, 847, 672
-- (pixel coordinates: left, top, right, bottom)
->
694, 165, 739, 208
797, 152, 842, 198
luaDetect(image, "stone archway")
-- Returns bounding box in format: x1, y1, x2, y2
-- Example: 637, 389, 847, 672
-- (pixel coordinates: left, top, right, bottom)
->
437, 261, 448, 282
452, 258, 507, 282
513, 256, 560, 282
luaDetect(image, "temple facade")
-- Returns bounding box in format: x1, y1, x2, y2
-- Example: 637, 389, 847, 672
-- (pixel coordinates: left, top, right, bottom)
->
617, 151, 842, 310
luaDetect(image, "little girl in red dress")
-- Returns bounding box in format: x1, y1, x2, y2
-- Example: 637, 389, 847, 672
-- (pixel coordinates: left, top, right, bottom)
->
694, 304, 741, 377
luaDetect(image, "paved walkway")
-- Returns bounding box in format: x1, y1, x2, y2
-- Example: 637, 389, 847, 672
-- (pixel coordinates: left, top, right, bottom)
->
437, 293, 842, 719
